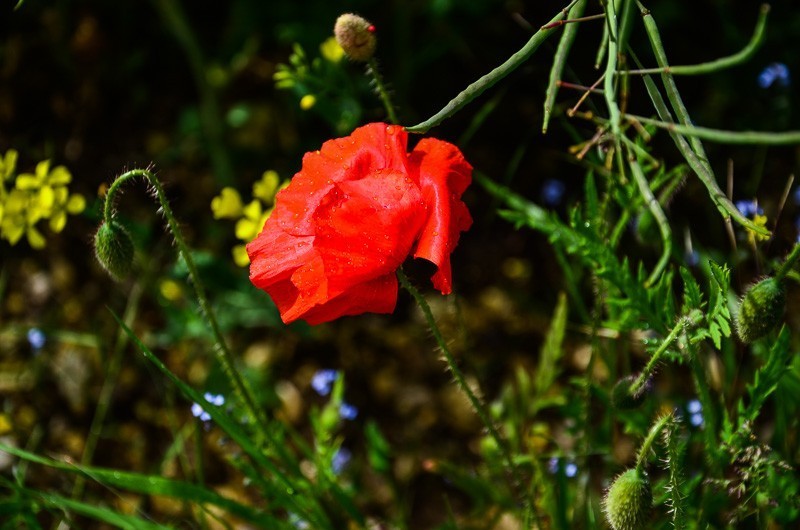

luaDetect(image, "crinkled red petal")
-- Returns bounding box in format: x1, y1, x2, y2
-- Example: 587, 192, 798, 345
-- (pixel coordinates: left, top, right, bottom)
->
409, 138, 473, 294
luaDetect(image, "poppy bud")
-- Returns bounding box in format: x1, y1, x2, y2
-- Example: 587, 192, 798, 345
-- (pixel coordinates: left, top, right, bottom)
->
735, 277, 786, 343
94, 220, 134, 281
334, 13, 376, 62
604, 468, 653, 530
611, 374, 651, 411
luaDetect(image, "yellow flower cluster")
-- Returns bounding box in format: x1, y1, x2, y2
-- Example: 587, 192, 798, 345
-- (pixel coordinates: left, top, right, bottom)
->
211, 170, 287, 267
0, 149, 86, 249
747, 213, 770, 246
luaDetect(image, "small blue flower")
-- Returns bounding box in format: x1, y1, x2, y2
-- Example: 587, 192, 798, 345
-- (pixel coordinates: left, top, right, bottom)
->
690, 412, 704, 427
542, 179, 566, 206
311, 369, 338, 396
685, 250, 700, 267
758, 62, 790, 89
735, 199, 763, 218
339, 402, 358, 420
564, 462, 578, 478
288, 513, 310, 529
548, 457, 560, 474
191, 403, 211, 422
332, 447, 352, 474
27, 328, 46, 352
687, 399, 702, 414
191, 393, 225, 422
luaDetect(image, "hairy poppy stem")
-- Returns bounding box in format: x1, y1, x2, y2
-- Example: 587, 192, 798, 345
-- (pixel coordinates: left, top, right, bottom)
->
630, 310, 703, 396
102, 169, 268, 435
635, 413, 673, 472
367, 58, 399, 125
396, 268, 528, 509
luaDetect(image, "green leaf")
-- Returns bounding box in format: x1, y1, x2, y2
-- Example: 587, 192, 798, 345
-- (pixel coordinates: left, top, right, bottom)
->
0, 444, 276, 526
535, 292, 568, 395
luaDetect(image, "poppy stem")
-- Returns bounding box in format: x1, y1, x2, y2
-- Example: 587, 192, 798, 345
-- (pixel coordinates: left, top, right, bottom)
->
367, 58, 399, 124
635, 412, 673, 472
396, 268, 527, 507
102, 168, 268, 435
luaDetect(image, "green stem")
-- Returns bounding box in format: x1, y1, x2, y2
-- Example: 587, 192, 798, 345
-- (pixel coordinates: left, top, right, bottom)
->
102, 169, 266, 432
626, 4, 770, 76
626, 114, 800, 145
72, 280, 145, 501
630, 310, 702, 395
406, 0, 579, 133
543, 0, 587, 133
774, 241, 800, 281
635, 413, 672, 471
367, 58, 399, 125
396, 268, 523, 501
625, 142, 671, 287
639, 73, 770, 236
602, 0, 622, 138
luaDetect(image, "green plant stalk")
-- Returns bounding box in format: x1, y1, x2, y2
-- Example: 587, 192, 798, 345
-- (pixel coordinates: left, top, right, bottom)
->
639, 73, 769, 236
637, 2, 709, 163
152, 0, 233, 184
103, 169, 266, 433
626, 114, 800, 145
543, 0, 587, 133
405, 0, 579, 133
602, 0, 622, 139
626, 4, 769, 75
367, 59, 399, 125
631, 310, 702, 395
594, 5, 610, 70
635, 412, 672, 471
626, 144, 671, 287
396, 268, 523, 502
774, 240, 800, 281
71, 280, 144, 501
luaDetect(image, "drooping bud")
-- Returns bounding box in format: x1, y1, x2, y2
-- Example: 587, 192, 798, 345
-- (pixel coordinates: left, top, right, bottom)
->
94, 220, 134, 281
334, 13, 376, 62
604, 468, 653, 530
611, 374, 651, 411
735, 277, 786, 343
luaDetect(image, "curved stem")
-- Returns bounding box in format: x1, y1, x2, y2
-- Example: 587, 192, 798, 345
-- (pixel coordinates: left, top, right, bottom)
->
367, 59, 399, 125
102, 169, 266, 432
396, 268, 523, 501
630, 310, 702, 395
626, 4, 770, 76
405, 0, 578, 133
635, 413, 672, 472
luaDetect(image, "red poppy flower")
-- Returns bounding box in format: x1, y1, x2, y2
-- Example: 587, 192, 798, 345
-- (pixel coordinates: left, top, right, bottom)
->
247, 123, 472, 325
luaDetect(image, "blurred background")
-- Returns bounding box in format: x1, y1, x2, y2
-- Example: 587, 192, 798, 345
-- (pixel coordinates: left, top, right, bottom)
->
1, 0, 799, 526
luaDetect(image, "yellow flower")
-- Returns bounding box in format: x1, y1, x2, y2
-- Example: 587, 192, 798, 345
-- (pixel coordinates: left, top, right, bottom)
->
235, 200, 270, 242
320, 36, 345, 63
16, 160, 73, 221
0, 149, 17, 181
252, 170, 281, 204
747, 214, 770, 245
211, 187, 244, 219
232, 244, 250, 267
300, 94, 316, 110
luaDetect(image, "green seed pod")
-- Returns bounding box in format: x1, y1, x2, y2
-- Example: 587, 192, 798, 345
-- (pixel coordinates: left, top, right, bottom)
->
604, 468, 653, 530
94, 220, 134, 281
735, 277, 786, 343
611, 374, 651, 411
334, 13, 376, 62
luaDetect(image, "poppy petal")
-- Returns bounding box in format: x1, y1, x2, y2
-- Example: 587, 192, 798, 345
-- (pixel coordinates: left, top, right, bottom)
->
409, 138, 473, 294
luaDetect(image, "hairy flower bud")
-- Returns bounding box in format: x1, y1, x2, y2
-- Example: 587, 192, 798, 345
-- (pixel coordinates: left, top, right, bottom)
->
611, 374, 651, 411
735, 277, 786, 343
334, 13, 376, 62
604, 468, 653, 530
94, 220, 134, 281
